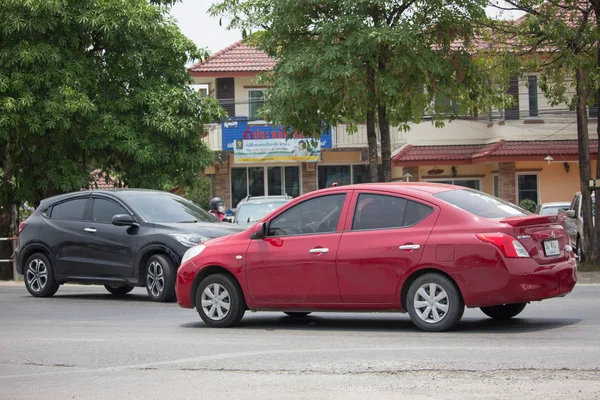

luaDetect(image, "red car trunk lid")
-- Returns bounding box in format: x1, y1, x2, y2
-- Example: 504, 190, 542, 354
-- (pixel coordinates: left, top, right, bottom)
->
501, 215, 570, 264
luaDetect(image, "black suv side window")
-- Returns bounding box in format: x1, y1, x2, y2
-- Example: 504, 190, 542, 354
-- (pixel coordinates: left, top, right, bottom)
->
268, 194, 346, 237
50, 198, 88, 220
92, 198, 127, 223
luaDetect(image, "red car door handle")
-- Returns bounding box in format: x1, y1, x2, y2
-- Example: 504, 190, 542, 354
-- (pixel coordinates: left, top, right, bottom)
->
309, 248, 329, 254
399, 244, 420, 250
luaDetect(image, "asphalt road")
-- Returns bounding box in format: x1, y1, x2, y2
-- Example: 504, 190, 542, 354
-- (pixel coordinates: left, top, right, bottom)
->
1, 282, 599, 400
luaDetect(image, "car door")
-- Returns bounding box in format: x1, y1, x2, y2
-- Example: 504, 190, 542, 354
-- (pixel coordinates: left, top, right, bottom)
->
244, 192, 350, 304
82, 196, 139, 278
335, 191, 438, 304
40, 195, 92, 276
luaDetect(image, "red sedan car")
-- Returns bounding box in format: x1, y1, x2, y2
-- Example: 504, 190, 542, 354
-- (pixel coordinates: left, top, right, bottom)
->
176, 183, 577, 332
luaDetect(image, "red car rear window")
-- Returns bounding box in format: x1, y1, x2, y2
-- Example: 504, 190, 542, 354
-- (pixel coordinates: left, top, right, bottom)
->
435, 189, 529, 218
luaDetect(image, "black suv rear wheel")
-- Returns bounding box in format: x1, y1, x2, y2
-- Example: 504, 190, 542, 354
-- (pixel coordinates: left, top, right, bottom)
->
24, 253, 59, 298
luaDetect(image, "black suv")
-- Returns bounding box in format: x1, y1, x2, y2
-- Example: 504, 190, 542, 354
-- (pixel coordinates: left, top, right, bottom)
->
15, 189, 244, 302
233, 195, 293, 228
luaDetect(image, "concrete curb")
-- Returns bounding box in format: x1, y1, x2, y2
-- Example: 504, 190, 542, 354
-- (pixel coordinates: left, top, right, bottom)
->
576, 271, 600, 284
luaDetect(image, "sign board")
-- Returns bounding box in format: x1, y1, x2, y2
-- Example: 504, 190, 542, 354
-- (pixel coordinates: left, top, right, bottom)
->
221, 120, 332, 151
234, 139, 320, 164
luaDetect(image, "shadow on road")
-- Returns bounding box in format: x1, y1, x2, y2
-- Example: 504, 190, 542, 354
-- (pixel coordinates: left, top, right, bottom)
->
180, 314, 582, 334
27, 293, 156, 303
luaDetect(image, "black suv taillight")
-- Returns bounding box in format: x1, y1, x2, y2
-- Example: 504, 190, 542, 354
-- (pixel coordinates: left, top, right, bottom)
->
18, 221, 28, 235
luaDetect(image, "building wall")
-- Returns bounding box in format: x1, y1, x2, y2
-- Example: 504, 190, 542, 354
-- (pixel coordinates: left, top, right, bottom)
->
515, 160, 597, 203
234, 76, 262, 118
400, 160, 594, 205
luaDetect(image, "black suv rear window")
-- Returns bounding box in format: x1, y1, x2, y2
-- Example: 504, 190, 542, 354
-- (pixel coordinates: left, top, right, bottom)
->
434, 189, 529, 218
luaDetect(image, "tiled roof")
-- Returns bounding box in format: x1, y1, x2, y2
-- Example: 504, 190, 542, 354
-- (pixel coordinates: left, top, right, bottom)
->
189, 40, 277, 73
392, 144, 487, 162
90, 169, 122, 189
393, 139, 598, 165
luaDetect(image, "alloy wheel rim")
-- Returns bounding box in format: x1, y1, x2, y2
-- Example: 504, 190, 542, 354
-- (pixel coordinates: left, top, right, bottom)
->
413, 283, 450, 324
201, 283, 231, 321
146, 261, 164, 297
26, 259, 48, 292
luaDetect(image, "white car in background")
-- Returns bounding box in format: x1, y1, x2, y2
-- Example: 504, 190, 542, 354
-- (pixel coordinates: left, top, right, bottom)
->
535, 202, 571, 216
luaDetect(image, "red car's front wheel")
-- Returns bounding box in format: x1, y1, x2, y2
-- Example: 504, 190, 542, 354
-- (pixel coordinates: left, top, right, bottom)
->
195, 274, 246, 328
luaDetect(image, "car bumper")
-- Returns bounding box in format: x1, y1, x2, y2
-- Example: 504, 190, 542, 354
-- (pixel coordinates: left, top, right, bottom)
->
175, 260, 196, 309
465, 257, 577, 308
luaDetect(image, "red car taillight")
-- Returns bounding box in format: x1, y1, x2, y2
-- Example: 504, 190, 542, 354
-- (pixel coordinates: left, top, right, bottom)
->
18, 221, 28, 235
476, 233, 530, 258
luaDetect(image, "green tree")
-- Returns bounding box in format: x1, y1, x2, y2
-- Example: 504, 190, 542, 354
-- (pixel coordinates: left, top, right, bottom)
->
489, 0, 600, 266
211, 0, 506, 182
0, 0, 226, 278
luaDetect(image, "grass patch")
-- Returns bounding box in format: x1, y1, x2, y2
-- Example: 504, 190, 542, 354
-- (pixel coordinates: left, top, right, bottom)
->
578, 262, 600, 272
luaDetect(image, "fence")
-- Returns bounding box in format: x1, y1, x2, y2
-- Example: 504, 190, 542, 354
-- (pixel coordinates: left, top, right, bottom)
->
0, 237, 21, 281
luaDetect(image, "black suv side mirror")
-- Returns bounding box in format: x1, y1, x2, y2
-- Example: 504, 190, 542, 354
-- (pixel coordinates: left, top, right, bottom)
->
112, 214, 139, 227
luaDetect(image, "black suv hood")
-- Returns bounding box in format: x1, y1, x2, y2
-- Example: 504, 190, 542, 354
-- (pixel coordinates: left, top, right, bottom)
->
152, 221, 245, 238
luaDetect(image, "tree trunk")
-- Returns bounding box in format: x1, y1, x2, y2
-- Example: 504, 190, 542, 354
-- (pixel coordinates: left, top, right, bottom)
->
575, 67, 596, 264
0, 140, 15, 280
378, 105, 392, 182
366, 65, 378, 183
593, 31, 600, 266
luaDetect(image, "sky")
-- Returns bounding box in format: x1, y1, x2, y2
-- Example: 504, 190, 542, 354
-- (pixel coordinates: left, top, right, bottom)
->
171, 0, 242, 55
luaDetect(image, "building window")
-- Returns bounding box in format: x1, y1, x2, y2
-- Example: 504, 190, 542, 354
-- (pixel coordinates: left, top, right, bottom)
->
231, 166, 301, 208
425, 178, 481, 190
435, 91, 461, 116
248, 90, 265, 120
517, 174, 538, 204
493, 175, 499, 197
528, 76, 538, 117
317, 164, 370, 189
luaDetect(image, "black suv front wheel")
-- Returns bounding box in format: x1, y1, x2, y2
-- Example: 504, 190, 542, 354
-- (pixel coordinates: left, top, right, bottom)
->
145, 254, 176, 302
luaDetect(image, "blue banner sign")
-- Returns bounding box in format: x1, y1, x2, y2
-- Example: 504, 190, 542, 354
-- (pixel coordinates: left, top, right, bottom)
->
221, 120, 332, 151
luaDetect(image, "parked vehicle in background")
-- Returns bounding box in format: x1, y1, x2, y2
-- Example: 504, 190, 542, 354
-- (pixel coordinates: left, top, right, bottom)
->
232, 195, 293, 228
536, 202, 571, 216
176, 183, 577, 332
15, 189, 244, 302
560, 192, 595, 262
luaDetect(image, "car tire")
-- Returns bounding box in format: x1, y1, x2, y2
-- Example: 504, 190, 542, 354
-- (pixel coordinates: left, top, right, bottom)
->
284, 312, 311, 317
195, 274, 245, 328
145, 254, 176, 302
24, 253, 59, 298
104, 284, 134, 295
406, 273, 464, 332
480, 303, 527, 320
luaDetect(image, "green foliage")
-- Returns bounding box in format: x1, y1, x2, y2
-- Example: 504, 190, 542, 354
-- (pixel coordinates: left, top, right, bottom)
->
0, 0, 226, 211
166, 175, 212, 210
519, 198, 537, 213
210, 0, 509, 138
489, 0, 599, 106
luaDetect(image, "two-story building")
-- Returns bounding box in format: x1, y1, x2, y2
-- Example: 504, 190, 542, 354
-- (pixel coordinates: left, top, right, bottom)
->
190, 40, 597, 209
